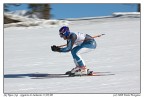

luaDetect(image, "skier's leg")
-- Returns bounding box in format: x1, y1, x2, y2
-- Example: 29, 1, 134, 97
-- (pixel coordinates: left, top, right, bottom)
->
81, 39, 97, 49
70, 40, 96, 75
71, 46, 85, 67
71, 39, 96, 67
70, 46, 87, 75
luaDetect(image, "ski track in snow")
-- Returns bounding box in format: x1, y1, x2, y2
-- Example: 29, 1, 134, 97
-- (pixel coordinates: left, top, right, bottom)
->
4, 14, 140, 93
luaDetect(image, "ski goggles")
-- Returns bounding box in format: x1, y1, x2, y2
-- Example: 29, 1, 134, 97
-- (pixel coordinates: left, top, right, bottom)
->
59, 31, 68, 38
59, 32, 65, 37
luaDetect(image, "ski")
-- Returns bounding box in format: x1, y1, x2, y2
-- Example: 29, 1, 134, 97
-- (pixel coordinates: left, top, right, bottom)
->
31, 72, 114, 79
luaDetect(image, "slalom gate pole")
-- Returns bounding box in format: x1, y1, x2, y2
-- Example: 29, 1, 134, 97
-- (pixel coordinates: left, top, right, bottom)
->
58, 34, 105, 48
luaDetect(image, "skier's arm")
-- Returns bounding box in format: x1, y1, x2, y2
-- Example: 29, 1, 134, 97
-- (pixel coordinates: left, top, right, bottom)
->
60, 33, 77, 52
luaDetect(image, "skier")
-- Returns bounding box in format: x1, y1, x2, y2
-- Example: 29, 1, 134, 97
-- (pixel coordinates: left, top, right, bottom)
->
51, 26, 96, 76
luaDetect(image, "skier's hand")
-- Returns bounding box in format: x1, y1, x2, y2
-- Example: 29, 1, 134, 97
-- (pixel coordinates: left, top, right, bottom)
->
51, 45, 61, 52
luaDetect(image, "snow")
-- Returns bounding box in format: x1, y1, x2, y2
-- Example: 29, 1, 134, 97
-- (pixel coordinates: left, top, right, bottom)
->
4, 13, 69, 28
7, 10, 38, 18
4, 12, 140, 93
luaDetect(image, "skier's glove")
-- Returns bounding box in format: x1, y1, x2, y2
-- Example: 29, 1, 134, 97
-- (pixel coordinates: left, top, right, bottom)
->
51, 45, 61, 52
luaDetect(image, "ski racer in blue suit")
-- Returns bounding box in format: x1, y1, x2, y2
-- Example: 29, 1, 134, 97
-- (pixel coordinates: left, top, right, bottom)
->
51, 26, 96, 75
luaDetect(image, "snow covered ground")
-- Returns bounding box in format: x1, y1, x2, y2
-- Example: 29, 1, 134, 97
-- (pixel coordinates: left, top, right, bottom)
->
4, 13, 140, 93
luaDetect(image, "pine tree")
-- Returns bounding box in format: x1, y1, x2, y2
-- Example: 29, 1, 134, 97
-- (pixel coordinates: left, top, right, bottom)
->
137, 4, 140, 12
28, 4, 51, 19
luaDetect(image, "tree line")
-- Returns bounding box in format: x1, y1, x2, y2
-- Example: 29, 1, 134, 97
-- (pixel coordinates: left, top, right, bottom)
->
4, 4, 51, 19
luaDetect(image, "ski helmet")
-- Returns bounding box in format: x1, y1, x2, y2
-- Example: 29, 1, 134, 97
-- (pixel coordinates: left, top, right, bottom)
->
59, 26, 70, 37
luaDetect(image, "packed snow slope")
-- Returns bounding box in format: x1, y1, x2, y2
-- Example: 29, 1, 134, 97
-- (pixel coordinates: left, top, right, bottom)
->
4, 13, 140, 93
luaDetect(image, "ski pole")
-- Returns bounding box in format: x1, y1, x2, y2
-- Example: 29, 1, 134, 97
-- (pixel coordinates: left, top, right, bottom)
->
58, 34, 105, 47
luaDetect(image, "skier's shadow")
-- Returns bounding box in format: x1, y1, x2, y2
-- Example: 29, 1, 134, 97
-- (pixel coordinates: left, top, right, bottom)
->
4, 73, 45, 78
4, 73, 68, 79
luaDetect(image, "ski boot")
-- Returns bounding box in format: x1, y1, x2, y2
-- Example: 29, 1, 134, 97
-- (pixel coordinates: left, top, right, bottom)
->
87, 69, 96, 76
68, 66, 88, 76
65, 66, 80, 75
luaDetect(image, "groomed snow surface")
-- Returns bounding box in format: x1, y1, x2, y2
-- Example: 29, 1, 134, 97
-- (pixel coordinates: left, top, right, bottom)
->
4, 13, 140, 93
